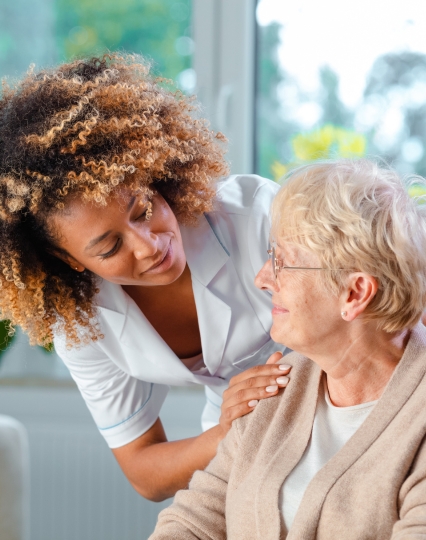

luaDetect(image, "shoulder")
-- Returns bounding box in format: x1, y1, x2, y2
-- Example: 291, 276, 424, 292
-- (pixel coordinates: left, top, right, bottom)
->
53, 279, 127, 361
235, 353, 319, 437
223, 353, 320, 479
215, 174, 280, 217
203, 175, 279, 262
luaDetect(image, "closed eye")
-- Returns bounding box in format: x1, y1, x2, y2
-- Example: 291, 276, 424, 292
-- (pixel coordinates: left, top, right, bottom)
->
136, 209, 148, 220
99, 238, 121, 260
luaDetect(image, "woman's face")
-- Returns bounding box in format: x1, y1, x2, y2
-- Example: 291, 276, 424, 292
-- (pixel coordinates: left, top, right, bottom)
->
255, 241, 342, 356
50, 190, 187, 287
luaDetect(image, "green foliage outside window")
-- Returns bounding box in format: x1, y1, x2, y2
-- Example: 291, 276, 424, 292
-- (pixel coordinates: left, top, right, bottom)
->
271, 125, 367, 181
256, 22, 426, 190
0, 320, 14, 353
0, 0, 192, 85
55, 0, 192, 81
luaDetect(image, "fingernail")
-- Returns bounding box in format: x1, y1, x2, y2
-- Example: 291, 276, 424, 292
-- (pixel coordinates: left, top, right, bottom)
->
248, 400, 258, 407
276, 376, 289, 385
279, 364, 291, 371
266, 385, 278, 392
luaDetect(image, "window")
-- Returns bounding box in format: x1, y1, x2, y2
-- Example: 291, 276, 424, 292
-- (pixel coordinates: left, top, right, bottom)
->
255, 0, 426, 180
0, 0, 192, 84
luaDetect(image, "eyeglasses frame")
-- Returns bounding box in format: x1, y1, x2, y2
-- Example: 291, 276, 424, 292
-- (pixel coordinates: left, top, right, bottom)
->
267, 246, 348, 280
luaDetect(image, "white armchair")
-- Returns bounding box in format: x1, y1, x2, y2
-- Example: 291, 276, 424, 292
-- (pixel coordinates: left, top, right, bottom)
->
0, 415, 30, 540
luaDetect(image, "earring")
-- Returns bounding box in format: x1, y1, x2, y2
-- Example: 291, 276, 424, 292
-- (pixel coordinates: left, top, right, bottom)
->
74, 267, 79, 271
341, 311, 347, 318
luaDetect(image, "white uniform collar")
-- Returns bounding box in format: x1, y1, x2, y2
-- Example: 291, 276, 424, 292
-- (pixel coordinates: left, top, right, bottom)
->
93, 213, 231, 384
180, 213, 229, 286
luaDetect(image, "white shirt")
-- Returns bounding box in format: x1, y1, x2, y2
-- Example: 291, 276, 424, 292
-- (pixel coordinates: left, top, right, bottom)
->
280, 380, 377, 530
54, 175, 286, 448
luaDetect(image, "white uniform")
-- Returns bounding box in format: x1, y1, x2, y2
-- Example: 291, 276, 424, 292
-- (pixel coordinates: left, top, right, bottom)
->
54, 175, 285, 448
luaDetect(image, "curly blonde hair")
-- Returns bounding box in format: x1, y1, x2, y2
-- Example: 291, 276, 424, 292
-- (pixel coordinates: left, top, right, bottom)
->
0, 54, 228, 346
271, 159, 426, 332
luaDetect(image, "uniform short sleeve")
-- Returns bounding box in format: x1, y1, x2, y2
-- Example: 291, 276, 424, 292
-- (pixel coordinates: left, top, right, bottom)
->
54, 336, 169, 448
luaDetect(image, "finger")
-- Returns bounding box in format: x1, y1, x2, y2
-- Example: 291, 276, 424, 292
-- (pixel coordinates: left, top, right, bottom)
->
266, 351, 284, 364
221, 385, 285, 425
220, 399, 263, 426
222, 376, 289, 408
228, 362, 291, 388
226, 373, 290, 398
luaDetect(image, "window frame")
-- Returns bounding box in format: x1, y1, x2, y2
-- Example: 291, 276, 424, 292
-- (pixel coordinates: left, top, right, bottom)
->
192, 0, 257, 174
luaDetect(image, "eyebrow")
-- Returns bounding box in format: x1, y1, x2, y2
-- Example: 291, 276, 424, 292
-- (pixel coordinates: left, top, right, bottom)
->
84, 196, 137, 252
85, 230, 113, 252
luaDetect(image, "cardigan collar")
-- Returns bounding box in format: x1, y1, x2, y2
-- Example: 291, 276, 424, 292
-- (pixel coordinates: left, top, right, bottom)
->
253, 323, 426, 540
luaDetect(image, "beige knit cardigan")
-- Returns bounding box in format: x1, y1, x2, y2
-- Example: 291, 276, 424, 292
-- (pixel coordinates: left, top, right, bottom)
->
150, 323, 426, 540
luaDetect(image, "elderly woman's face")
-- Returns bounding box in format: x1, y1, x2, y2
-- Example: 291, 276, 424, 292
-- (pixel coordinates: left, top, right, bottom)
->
255, 242, 342, 355
50, 190, 187, 287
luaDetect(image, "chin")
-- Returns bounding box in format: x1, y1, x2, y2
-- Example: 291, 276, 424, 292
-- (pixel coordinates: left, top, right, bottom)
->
270, 326, 285, 345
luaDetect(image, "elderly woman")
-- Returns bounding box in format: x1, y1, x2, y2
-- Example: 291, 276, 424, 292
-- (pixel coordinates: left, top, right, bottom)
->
150, 159, 426, 539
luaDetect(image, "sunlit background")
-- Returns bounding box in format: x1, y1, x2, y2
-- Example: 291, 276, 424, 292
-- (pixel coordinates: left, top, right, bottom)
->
1, 1, 426, 538
256, 0, 426, 179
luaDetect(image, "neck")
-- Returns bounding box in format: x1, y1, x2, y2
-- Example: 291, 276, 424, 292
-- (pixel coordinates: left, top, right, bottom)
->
311, 323, 410, 407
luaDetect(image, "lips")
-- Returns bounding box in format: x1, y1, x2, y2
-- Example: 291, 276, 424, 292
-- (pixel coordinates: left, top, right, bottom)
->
143, 241, 173, 274
150, 247, 168, 270
272, 303, 288, 315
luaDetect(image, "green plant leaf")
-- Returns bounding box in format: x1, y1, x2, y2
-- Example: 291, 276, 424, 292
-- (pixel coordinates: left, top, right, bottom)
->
0, 319, 15, 356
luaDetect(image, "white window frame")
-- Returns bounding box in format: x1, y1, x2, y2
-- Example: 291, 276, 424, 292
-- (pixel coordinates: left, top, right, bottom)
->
192, 0, 256, 174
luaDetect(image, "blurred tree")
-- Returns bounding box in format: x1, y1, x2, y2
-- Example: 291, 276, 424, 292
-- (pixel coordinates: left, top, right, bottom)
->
0, 0, 191, 82
364, 51, 426, 176
54, 0, 192, 81
256, 24, 355, 179
256, 22, 296, 178
318, 65, 352, 127
364, 52, 426, 94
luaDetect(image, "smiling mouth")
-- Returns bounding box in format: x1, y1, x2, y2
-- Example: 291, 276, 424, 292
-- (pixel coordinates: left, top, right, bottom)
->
143, 241, 172, 274
272, 303, 289, 314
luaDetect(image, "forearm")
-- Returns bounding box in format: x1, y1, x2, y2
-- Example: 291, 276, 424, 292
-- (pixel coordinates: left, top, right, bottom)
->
150, 471, 228, 540
114, 359, 291, 502
149, 422, 238, 540
115, 424, 224, 502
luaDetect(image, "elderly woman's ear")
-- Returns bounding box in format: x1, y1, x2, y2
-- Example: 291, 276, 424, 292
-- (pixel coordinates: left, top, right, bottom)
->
340, 273, 378, 322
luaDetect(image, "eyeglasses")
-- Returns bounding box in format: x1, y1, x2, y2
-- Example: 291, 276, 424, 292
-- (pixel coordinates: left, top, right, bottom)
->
267, 246, 351, 280
267, 246, 324, 280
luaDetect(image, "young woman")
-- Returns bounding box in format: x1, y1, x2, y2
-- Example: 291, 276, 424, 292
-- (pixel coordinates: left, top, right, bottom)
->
0, 54, 291, 501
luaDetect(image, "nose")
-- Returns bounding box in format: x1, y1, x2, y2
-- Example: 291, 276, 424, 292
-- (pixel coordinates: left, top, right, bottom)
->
255, 260, 279, 292
130, 229, 158, 261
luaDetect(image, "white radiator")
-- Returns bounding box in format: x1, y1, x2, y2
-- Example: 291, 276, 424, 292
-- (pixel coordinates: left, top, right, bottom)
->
0, 384, 205, 540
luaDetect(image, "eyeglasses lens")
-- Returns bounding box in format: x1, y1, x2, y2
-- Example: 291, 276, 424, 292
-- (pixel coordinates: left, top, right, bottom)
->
271, 246, 277, 279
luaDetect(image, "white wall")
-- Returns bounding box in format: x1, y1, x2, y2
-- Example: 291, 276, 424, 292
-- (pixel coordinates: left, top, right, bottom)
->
0, 384, 205, 540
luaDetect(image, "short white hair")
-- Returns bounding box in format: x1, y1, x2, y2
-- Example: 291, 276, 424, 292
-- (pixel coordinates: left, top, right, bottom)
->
271, 159, 426, 332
